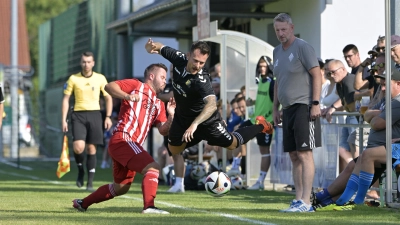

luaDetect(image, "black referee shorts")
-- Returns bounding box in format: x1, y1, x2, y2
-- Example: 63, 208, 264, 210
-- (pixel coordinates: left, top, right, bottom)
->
71, 111, 104, 145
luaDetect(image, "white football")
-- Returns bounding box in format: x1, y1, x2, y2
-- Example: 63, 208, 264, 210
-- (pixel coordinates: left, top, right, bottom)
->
230, 176, 243, 190
190, 164, 207, 180
205, 171, 231, 197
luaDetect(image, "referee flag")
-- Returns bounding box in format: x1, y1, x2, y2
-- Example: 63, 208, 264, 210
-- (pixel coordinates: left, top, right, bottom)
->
56, 134, 70, 178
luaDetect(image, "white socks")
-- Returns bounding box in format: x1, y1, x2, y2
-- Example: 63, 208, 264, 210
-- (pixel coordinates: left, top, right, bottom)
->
174, 177, 184, 187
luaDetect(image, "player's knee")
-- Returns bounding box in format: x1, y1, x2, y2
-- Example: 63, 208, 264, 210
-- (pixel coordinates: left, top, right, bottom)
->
73, 141, 85, 153
361, 149, 374, 162
142, 162, 160, 174
114, 183, 131, 195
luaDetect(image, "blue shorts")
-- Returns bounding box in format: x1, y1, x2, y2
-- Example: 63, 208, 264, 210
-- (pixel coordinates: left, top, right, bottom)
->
339, 116, 358, 151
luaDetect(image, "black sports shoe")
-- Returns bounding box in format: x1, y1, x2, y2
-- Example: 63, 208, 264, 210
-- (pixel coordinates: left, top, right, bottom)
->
76, 171, 84, 188
310, 191, 319, 206
72, 199, 87, 212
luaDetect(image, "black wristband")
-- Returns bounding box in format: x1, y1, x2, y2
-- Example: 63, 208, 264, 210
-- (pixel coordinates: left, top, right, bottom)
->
331, 104, 337, 110
106, 115, 111, 118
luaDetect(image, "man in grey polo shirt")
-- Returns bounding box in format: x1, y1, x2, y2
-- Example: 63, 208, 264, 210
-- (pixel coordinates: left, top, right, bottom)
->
272, 13, 322, 213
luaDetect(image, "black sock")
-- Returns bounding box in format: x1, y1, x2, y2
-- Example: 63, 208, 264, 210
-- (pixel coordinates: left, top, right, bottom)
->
232, 125, 263, 148
240, 156, 246, 174
86, 154, 96, 187
74, 152, 85, 174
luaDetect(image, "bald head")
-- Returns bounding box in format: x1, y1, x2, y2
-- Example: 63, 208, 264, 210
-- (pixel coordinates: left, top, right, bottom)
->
326, 59, 347, 83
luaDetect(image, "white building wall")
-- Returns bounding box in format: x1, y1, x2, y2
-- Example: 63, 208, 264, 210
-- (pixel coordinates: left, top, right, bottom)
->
321, 0, 385, 68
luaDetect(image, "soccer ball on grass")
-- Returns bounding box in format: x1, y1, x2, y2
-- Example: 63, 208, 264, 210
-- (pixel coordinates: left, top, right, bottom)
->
204, 171, 231, 197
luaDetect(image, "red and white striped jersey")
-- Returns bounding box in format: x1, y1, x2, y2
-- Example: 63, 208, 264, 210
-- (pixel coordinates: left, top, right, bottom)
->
113, 79, 167, 146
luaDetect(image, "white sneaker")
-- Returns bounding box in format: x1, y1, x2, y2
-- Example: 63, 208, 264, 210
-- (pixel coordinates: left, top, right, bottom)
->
279, 199, 298, 212
247, 181, 264, 190
284, 200, 314, 213
142, 207, 170, 214
167, 185, 185, 193
226, 169, 240, 177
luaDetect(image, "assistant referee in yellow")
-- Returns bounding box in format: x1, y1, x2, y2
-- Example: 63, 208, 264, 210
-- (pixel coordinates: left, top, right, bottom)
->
62, 52, 112, 191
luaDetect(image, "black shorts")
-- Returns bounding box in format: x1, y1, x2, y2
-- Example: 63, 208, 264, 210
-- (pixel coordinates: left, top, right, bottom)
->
282, 104, 321, 152
71, 111, 104, 145
168, 112, 234, 149
240, 120, 272, 146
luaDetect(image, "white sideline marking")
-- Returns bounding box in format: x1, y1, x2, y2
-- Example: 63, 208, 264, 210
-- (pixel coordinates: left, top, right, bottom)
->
0, 170, 276, 225
0, 159, 32, 170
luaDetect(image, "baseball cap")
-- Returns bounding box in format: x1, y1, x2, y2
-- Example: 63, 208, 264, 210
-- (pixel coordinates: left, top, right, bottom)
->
391, 35, 400, 49
368, 45, 378, 56
374, 69, 400, 81
212, 77, 220, 84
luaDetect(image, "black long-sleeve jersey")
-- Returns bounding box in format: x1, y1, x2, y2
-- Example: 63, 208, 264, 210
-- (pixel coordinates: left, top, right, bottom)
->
160, 46, 216, 119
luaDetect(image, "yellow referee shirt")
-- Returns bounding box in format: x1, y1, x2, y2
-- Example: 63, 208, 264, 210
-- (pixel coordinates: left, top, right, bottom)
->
63, 72, 109, 111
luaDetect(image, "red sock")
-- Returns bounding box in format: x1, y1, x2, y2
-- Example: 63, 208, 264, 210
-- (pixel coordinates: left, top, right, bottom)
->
142, 170, 159, 209
82, 184, 117, 208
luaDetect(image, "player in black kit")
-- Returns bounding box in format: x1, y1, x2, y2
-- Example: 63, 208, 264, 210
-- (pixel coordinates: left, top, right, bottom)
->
145, 38, 273, 155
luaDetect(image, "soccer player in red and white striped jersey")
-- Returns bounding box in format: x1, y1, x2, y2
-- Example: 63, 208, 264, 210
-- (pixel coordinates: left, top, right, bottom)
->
72, 63, 175, 214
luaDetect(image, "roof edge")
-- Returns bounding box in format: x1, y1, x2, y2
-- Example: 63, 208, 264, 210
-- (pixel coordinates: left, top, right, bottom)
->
106, 0, 192, 30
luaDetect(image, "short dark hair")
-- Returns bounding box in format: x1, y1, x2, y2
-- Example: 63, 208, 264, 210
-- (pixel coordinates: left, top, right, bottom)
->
342, 44, 359, 54
234, 92, 243, 99
144, 63, 168, 79
190, 41, 211, 55
377, 35, 385, 43
82, 52, 94, 58
235, 96, 246, 103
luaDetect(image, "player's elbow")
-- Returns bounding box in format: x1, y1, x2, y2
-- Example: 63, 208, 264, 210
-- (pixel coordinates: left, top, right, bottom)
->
104, 83, 111, 93
159, 126, 169, 136
209, 104, 217, 113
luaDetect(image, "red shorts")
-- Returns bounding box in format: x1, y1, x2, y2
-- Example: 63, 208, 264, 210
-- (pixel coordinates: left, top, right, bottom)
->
108, 132, 155, 184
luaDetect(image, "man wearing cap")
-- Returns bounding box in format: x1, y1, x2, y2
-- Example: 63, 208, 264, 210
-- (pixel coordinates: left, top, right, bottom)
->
390, 35, 400, 71
334, 69, 400, 207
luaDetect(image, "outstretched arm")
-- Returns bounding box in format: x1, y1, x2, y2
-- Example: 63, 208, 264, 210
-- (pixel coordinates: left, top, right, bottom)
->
145, 38, 164, 54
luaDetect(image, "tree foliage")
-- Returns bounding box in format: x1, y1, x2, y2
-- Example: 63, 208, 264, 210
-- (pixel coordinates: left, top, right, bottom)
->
25, 0, 84, 76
